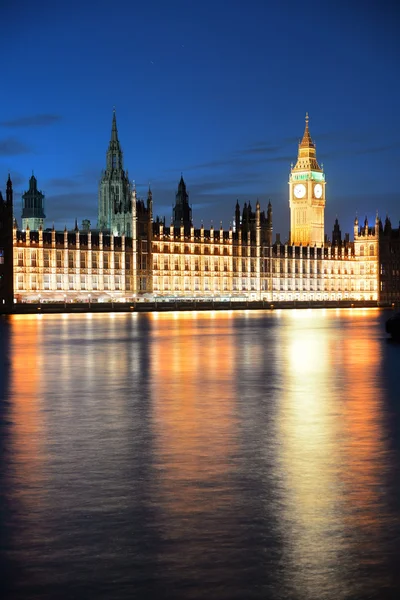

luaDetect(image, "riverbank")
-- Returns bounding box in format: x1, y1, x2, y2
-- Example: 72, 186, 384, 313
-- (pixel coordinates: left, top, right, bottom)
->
0, 299, 389, 315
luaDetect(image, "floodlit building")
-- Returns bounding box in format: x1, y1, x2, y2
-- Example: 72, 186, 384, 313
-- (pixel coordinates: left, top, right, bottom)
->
0, 114, 391, 306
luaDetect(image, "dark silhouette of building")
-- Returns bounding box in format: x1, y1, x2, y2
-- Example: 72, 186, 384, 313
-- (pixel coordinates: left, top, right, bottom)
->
332, 218, 342, 246
379, 216, 400, 304
173, 176, 192, 233
234, 199, 273, 245
0, 176, 14, 308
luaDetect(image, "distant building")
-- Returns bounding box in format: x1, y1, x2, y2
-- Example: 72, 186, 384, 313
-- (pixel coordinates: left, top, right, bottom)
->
21, 174, 46, 231
2, 114, 393, 306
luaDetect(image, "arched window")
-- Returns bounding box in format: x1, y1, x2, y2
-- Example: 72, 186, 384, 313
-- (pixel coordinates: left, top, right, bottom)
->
369, 245, 375, 256
360, 245, 365, 256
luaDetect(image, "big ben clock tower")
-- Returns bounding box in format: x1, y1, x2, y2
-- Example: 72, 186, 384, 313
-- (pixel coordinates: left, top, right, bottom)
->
289, 114, 326, 246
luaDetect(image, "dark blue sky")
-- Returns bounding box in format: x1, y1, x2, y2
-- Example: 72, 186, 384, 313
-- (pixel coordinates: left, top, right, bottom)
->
1, 0, 399, 239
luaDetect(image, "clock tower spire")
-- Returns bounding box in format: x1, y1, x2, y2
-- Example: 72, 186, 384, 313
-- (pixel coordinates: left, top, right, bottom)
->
289, 114, 326, 246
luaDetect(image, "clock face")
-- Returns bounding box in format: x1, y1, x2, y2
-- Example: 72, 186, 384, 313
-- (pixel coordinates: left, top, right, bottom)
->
294, 184, 306, 199
314, 183, 323, 198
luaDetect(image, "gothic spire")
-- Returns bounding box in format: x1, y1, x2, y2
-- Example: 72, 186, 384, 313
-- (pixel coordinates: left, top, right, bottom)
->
292, 113, 321, 172
300, 112, 315, 149
111, 107, 119, 143
173, 174, 191, 231
178, 174, 186, 192
6, 173, 12, 205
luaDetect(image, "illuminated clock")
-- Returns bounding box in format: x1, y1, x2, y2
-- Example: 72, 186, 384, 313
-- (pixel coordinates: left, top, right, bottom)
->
294, 184, 306, 198
314, 183, 323, 198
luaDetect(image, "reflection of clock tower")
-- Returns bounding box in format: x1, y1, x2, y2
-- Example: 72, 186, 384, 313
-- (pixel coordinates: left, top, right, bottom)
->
289, 114, 326, 246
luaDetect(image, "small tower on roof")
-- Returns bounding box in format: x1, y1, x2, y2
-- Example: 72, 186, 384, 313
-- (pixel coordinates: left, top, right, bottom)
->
332, 217, 342, 246
21, 173, 46, 231
234, 200, 241, 233
173, 175, 192, 233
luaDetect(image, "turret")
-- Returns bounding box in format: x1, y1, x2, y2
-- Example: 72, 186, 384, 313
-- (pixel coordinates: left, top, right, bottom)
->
147, 186, 153, 230
384, 215, 392, 235
6, 174, 12, 205
172, 175, 192, 233
354, 215, 359, 239
21, 173, 46, 231
332, 217, 342, 246
375, 212, 380, 237
235, 200, 240, 233
266, 201, 273, 246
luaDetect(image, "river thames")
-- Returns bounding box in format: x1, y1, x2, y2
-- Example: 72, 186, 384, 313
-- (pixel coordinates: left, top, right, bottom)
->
0, 309, 399, 599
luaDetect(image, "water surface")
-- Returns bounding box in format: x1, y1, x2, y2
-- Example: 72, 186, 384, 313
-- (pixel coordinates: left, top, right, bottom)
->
1, 309, 400, 599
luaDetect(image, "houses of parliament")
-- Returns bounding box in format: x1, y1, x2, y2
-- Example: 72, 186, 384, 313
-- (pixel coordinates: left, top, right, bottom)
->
1, 113, 400, 308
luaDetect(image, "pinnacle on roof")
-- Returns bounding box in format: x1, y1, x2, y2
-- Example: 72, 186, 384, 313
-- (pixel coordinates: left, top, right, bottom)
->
300, 112, 315, 149
111, 107, 119, 142
178, 174, 187, 192
29, 174, 38, 190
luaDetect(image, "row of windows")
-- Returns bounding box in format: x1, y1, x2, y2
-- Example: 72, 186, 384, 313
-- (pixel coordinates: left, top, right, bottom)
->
153, 244, 234, 256
153, 277, 258, 292
16, 274, 131, 292
270, 280, 376, 292
17, 250, 131, 270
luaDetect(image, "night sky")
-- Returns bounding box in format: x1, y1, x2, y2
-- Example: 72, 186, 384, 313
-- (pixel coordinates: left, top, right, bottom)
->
1, 0, 399, 240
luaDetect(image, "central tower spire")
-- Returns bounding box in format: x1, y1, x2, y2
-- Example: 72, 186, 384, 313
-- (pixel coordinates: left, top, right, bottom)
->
300, 112, 314, 148
107, 108, 123, 171
293, 113, 321, 172
111, 107, 118, 143
98, 110, 131, 235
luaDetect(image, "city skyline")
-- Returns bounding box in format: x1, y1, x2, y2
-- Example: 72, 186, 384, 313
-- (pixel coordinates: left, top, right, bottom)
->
1, 0, 399, 237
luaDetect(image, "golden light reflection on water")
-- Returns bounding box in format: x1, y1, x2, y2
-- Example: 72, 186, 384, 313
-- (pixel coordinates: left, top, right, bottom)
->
8, 316, 46, 505
276, 309, 390, 598
149, 312, 239, 511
